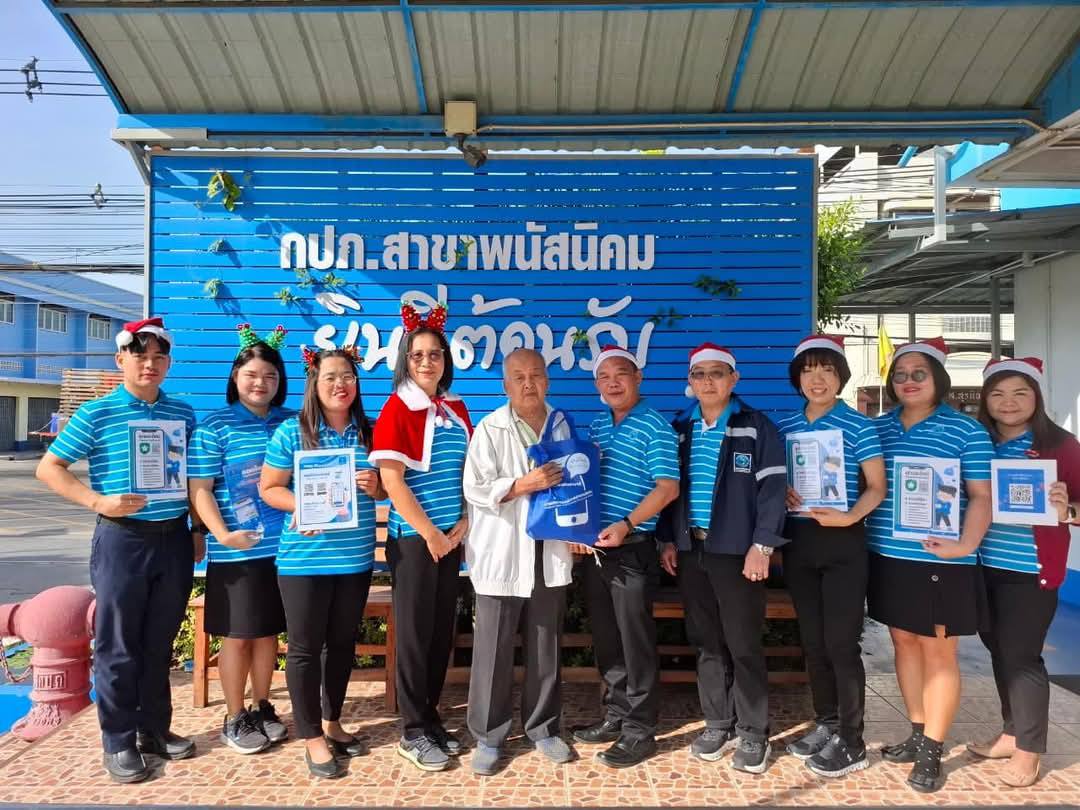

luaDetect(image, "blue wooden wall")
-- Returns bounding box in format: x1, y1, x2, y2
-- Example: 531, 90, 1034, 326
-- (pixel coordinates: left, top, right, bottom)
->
149, 154, 815, 424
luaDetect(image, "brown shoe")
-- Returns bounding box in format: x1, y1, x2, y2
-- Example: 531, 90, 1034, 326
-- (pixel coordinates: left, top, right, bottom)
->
967, 734, 1015, 760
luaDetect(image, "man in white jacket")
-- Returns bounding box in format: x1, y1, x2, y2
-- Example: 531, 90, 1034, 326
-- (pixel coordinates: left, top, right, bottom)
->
463, 348, 580, 775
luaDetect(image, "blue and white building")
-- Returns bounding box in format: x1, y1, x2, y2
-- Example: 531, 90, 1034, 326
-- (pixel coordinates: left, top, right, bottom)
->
0, 254, 141, 451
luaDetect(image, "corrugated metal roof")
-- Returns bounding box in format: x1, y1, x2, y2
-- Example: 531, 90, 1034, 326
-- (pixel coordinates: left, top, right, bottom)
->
53, 1, 1080, 149
839, 205, 1080, 313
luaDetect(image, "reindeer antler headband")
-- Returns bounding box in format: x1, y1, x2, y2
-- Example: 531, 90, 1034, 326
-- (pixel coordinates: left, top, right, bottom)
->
400, 299, 448, 334
301, 344, 360, 372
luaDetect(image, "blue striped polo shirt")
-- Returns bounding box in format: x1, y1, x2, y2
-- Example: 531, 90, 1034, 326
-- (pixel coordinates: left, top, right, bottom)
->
48, 385, 196, 522
866, 405, 994, 565
688, 402, 733, 530
265, 416, 377, 576
388, 419, 468, 538
589, 400, 680, 531
774, 399, 883, 512
188, 402, 295, 564
979, 432, 1040, 574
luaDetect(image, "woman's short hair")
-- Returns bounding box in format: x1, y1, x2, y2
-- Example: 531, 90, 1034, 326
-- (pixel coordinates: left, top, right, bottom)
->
885, 352, 951, 405
788, 348, 852, 395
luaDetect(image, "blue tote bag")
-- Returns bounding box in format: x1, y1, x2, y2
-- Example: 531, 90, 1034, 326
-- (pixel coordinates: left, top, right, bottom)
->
526, 410, 602, 545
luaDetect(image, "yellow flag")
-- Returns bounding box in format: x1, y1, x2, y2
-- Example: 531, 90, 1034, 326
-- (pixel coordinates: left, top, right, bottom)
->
878, 324, 894, 378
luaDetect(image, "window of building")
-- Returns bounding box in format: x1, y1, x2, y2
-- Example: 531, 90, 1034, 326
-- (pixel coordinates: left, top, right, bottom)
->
38, 305, 68, 334
943, 315, 991, 334
0, 295, 13, 324
87, 315, 112, 342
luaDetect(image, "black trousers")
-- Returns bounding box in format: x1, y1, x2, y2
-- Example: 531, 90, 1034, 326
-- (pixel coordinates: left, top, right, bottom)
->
387, 536, 462, 738
979, 566, 1059, 753
783, 519, 868, 748
583, 538, 659, 740
277, 571, 372, 739
678, 546, 769, 742
467, 545, 566, 747
90, 515, 193, 753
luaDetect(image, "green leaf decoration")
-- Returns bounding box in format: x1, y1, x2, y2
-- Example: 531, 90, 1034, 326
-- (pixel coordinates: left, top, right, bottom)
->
693, 275, 741, 298
321, 271, 346, 289
203, 278, 222, 299
274, 287, 299, 306
207, 170, 242, 212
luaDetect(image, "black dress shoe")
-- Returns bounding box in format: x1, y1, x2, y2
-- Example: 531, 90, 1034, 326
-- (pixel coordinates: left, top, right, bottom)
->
306, 749, 346, 779
571, 718, 622, 744
596, 735, 658, 769
136, 729, 195, 760
103, 748, 150, 783
325, 733, 368, 758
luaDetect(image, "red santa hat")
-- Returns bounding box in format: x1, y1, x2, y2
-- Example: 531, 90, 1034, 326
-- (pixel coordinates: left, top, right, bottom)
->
115, 317, 172, 351
592, 344, 640, 378
793, 334, 845, 359
688, 342, 736, 370
983, 356, 1045, 392
893, 336, 948, 367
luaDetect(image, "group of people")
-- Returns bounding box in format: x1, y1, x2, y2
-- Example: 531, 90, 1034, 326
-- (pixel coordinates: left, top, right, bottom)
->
33, 307, 1080, 794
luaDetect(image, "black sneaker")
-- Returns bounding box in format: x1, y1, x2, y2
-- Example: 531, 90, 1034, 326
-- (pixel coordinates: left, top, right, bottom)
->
731, 737, 771, 774
427, 724, 464, 757
690, 728, 736, 761
806, 734, 868, 778
221, 709, 270, 755
881, 730, 923, 763
136, 729, 196, 760
787, 724, 833, 760
253, 700, 288, 744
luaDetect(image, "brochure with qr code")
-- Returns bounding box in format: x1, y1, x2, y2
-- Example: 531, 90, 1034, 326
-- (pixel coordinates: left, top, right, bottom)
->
294, 448, 358, 532
785, 429, 848, 512
991, 459, 1058, 526
128, 420, 187, 500
893, 456, 961, 542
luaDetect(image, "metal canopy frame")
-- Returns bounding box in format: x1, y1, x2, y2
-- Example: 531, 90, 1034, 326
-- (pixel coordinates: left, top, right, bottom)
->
44, 0, 1080, 157
839, 205, 1080, 315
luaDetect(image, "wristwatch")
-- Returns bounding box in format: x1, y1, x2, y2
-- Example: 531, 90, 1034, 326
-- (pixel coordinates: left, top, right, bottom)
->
1068, 505, 1077, 524
191, 523, 207, 535
754, 543, 774, 557
622, 517, 635, 534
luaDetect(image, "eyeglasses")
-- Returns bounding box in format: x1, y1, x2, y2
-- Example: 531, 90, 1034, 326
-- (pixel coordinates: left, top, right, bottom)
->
893, 369, 930, 384
407, 349, 445, 364
319, 373, 357, 385
689, 370, 731, 382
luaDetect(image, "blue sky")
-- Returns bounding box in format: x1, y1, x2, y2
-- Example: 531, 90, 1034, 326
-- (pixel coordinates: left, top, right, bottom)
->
1, 0, 143, 290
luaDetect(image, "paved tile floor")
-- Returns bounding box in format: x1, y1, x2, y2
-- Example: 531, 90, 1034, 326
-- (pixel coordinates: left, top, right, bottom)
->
2, 673, 1080, 806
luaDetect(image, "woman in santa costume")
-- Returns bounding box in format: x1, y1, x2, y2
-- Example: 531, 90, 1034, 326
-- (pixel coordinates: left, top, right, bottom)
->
968, 357, 1080, 787
370, 301, 473, 773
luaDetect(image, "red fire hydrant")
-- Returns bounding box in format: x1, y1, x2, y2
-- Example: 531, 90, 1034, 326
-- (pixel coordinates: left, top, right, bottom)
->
0, 586, 95, 741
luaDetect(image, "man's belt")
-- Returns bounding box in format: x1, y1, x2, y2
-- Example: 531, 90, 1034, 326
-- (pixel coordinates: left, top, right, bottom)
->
97, 513, 189, 538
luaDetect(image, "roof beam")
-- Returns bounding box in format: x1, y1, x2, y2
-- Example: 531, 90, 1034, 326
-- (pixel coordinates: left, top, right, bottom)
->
111, 109, 1042, 147
50, 0, 1080, 13
1041, 27, 1080, 126
399, 0, 429, 114
725, 0, 765, 112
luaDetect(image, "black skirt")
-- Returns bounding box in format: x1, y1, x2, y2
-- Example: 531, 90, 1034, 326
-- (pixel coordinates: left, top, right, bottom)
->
205, 557, 286, 639
867, 552, 987, 638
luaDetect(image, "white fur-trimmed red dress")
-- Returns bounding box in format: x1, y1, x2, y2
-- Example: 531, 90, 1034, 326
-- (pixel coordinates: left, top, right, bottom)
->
370, 379, 474, 538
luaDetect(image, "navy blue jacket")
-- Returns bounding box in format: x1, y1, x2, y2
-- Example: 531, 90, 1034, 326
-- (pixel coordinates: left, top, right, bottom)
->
657, 395, 789, 556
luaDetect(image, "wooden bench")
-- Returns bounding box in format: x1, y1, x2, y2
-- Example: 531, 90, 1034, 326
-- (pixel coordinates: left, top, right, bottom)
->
191, 529, 804, 713
445, 555, 806, 688
190, 504, 398, 711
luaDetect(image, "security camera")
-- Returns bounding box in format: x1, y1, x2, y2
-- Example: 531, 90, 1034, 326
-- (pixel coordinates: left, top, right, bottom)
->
456, 133, 488, 169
